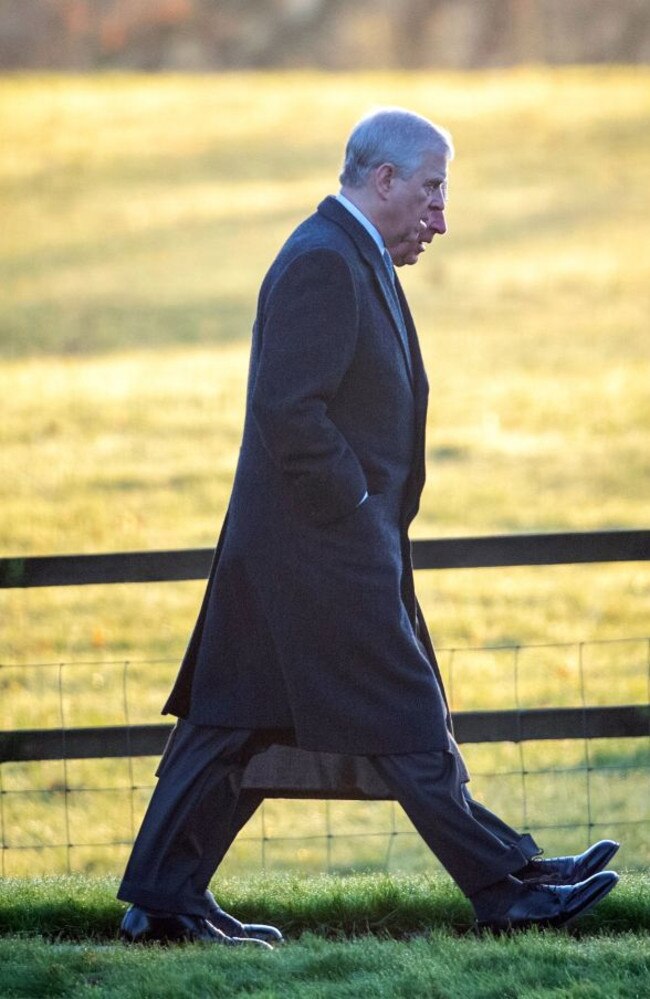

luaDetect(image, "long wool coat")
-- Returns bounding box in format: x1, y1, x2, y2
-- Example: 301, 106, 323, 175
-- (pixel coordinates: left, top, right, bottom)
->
164, 196, 452, 755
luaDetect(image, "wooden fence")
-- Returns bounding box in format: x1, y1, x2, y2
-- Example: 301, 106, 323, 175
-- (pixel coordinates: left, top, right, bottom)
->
1, 529, 648, 800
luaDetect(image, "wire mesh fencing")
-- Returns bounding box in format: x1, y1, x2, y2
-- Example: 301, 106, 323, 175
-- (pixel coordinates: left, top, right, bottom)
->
1, 637, 649, 877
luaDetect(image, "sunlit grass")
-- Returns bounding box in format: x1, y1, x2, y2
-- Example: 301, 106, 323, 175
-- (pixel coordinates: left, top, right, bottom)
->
3, 871, 649, 937
2, 931, 649, 999
1, 875, 648, 999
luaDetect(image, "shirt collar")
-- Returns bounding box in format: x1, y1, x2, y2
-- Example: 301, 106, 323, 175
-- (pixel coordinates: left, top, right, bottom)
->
335, 193, 386, 255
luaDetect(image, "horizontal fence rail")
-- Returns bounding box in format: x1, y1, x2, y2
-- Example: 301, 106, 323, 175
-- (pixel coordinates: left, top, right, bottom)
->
2, 705, 648, 803
2, 706, 648, 761
1, 529, 649, 589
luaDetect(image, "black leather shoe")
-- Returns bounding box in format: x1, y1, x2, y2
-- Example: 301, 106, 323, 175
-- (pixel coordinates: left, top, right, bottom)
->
476, 870, 619, 932
205, 889, 284, 944
517, 840, 620, 886
120, 904, 273, 948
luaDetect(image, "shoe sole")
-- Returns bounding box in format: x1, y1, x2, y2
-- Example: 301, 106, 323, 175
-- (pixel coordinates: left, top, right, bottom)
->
120, 929, 272, 949
552, 870, 619, 929
207, 910, 284, 945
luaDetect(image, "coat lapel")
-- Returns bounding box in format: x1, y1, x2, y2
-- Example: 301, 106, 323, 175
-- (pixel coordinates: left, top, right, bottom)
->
317, 197, 414, 388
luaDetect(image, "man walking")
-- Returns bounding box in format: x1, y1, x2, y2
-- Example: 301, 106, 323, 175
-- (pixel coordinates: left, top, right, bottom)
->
118, 109, 618, 943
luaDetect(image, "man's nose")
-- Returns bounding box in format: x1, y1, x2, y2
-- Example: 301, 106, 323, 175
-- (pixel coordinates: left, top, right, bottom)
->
426, 208, 447, 236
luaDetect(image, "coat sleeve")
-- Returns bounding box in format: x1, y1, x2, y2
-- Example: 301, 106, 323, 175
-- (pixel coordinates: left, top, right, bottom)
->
251, 248, 367, 525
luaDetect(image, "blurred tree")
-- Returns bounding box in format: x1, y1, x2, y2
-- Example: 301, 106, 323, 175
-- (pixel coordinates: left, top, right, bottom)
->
190, 0, 349, 69
390, 0, 446, 68
0, 0, 648, 70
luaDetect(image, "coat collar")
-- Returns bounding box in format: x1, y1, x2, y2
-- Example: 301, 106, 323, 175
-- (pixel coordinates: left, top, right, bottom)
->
317, 196, 415, 389
317, 195, 384, 270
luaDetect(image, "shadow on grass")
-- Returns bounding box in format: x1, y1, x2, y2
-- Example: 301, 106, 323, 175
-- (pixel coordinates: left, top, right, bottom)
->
1, 873, 647, 942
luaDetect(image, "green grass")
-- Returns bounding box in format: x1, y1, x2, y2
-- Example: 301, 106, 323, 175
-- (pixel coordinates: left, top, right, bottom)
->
0, 873, 467, 939
2, 873, 649, 938
1, 875, 649, 998
0, 932, 648, 999
1, 69, 649, 875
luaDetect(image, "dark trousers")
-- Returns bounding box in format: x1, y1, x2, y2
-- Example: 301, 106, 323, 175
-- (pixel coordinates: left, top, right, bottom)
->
118, 720, 539, 916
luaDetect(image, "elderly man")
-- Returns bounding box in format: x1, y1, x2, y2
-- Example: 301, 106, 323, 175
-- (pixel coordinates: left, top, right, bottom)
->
118, 109, 618, 944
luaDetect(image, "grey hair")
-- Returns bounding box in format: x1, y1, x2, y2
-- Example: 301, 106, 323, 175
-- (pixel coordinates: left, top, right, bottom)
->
339, 107, 454, 188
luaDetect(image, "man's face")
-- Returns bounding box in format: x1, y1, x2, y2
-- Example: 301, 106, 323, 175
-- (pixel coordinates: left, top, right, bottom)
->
385, 148, 448, 245
389, 204, 447, 268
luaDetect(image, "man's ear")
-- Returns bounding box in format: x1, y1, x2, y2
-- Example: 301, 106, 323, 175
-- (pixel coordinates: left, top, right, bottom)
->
374, 162, 396, 201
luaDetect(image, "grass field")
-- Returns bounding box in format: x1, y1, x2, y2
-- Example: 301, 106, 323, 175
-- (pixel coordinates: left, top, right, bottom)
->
1, 874, 649, 998
1, 69, 649, 875
3, 931, 648, 999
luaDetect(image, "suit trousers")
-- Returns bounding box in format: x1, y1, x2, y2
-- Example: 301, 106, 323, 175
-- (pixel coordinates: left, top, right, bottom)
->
117, 719, 539, 915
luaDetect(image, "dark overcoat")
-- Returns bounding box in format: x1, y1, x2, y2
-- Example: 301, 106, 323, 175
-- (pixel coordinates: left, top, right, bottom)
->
164, 196, 452, 755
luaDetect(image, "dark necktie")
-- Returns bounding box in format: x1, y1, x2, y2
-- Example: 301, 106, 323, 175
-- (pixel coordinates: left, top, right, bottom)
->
382, 248, 412, 375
